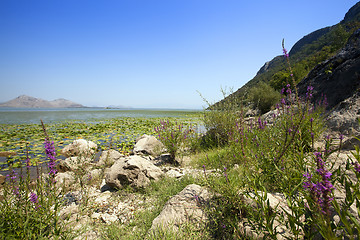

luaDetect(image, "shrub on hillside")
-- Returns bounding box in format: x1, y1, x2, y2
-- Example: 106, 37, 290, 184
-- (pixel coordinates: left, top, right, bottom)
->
248, 82, 281, 114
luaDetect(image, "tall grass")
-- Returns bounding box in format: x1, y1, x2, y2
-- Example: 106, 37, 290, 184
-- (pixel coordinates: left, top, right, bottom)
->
0, 121, 69, 239
189, 43, 359, 239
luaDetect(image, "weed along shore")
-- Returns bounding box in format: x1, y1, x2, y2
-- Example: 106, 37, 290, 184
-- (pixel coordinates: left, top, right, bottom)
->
1, 5, 360, 238
1, 86, 360, 239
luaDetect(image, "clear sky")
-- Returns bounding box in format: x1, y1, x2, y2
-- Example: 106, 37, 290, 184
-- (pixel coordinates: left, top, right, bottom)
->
0, 1, 358, 109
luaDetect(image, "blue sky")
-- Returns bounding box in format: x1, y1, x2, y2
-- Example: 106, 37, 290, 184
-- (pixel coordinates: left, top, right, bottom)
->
0, 0, 358, 109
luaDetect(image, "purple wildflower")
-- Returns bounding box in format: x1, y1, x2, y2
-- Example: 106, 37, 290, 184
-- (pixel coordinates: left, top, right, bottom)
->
194, 194, 200, 204
258, 117, 265, 130
223, 167, 229, 183
306, 85, 314, 99
44, 139, 57, 178
286, 84, 292, 95
30, 192, 38, 203
303, 152, 334, 217
339, 134, 344, 141
13, 186, 20, 198
30, 192, 41, 209
87, 173, 92, 182
283, 48, 289, 58
353, 161, 360, 173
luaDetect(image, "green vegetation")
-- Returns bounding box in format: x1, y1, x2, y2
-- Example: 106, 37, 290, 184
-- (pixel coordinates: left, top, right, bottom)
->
101, 176, 203, 240
248, 82, 281, 114
1, 86, 360, 239
0, 116, 199, 172
215, 19, 360, 113
1, 6, 360, 239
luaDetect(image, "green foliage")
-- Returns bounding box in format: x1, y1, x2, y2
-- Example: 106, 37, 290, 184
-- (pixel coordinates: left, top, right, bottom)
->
200, 89, 244, 148
217, 19, 360, 106
154, 119, 197, 161
248, 82, 281, 114
101, 176, 198, 240
0, 137, 68, 239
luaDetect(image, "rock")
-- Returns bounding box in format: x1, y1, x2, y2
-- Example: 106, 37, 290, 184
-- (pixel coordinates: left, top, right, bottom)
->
63, 191, 82, 206
58, 156, 93, 172
55, 172, 76, 189
61, 139, 97, 158
74, 230, 98, 240
240, 191, 298, 240
152, 154, 174, 166
245, 108, 260, 117
133, 134, 164, 156
165, 169, 184, 178
0, 174, 6, 186
59, 203, 79, 221
326, 90, 360, 138
342, 135, 360, 150
150, 184, 211, 232
297, 29, 360, 111
105, 155, 164, 189
91, 212, 118, 224
97, 149, 123, 167
94, 191, 113, 204
100, 179, 112, 192
88, 168, 103, 181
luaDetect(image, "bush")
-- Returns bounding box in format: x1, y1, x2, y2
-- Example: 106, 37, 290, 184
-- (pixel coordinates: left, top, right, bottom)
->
200, 89, 244, 148
0, 122, 67, 239
248, 82, 281, 114
154, 119, 195, 162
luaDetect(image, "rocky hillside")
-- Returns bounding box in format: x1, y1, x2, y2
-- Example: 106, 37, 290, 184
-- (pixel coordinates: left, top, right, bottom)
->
214, 1, 360, 109
0, 95, 84, 108
297, 29, 360, 111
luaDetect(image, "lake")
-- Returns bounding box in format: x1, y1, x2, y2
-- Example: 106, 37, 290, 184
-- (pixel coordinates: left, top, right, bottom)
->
0, 108, 204, 178
0, 107, 202, 124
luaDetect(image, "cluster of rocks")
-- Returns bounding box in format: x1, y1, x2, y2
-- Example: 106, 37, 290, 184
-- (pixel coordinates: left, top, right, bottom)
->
53, 135, 217, 239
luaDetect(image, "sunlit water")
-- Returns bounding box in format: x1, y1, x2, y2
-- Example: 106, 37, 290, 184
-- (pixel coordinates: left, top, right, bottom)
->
0, 108, 203, 179
0, 107, 201, 124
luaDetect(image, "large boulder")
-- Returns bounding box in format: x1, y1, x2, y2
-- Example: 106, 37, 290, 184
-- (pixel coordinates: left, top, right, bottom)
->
297, 28, 360, 111
57, 156, 93, 172
150, 184, 211, 232
326, 90, 360, 137
105, 155, 164, 189
239, 191, 299, 240
61, 139, 97, 158
55, 172, 76, 189
97, 149, 123, 167
133, 134, 164, 156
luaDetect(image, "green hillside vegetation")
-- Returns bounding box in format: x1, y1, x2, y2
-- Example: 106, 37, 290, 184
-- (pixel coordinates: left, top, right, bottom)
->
214, 10, 360, 113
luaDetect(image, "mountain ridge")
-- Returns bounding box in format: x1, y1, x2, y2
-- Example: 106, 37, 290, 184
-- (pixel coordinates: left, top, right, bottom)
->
0, 95, 85, 108
214, 1, 360, 109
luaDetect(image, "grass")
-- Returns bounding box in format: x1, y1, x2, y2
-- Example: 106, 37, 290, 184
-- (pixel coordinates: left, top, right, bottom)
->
1, 89, 360, 239
100, 175, 200, 240
0, 115, 200, 172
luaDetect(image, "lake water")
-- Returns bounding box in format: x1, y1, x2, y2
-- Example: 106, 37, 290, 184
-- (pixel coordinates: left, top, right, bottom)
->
0, 107, 201, 124
0, 107, 203, 179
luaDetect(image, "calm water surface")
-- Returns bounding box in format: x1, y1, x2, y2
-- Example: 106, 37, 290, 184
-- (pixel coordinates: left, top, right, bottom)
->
0, 107, 201, 124
0, 107, 202, 178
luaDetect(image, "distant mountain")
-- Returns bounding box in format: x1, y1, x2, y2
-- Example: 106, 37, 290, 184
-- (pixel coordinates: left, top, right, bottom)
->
0, 95, 85, 108
214, 1, 360, 109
